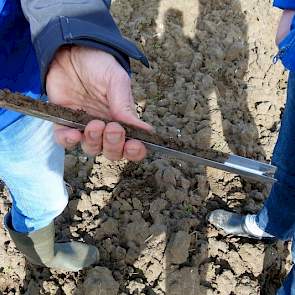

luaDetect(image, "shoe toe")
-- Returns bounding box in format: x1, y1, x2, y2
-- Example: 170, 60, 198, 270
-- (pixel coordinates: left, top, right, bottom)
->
208, 209, 232, 228
208, 209, 246, 235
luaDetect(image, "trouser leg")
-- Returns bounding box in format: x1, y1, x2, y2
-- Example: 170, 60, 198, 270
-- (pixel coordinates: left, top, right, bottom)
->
0, 116, 68, 232
253, 72, 295, 294
256, 72, 295, 240
0, 116, 99, 271
276, 266, 295, 295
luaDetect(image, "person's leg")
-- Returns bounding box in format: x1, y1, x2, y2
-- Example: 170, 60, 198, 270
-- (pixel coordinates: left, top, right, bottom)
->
255, 71, 295, 240
0, 116, 99, 271
277, 266, 295, 295
209, 72, 295, 294
209, 71, 295, 240
0, 115, 68, 232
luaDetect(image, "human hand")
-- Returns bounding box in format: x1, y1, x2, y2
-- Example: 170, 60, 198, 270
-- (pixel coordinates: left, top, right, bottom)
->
46, 46, 153, 161
276, 10, 295, 45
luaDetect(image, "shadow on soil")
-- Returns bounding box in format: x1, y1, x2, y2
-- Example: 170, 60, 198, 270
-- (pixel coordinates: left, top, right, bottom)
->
18, 0, 289, 294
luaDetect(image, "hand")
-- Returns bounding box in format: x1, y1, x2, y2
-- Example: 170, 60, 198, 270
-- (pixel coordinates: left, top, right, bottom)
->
276, 10, 295, 45
46, 46, 153, 161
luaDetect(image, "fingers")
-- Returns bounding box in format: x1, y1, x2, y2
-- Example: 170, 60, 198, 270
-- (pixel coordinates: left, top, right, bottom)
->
84, 121, 147, 160
102, 122, 125, 160
55, 120, 147, 161
81, 120, 105, 156
117, 111, 154, 132
123, 139, 147, 161
54, 125, 82, 149
101, 122, 147, 161
108, 68, 154, 132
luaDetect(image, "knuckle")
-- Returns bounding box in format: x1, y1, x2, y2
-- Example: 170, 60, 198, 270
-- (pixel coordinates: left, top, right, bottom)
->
86, 120, 105, 132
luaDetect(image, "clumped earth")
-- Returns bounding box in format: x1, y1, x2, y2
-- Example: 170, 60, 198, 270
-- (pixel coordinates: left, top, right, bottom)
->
0, 90, 230, 162
0, 0, 291, 294
0, 90, 95, 126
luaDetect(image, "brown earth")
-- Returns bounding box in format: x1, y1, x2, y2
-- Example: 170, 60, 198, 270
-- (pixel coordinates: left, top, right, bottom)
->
0, 0, 291, 294
0, 91, 229, 162
0, 90, 95, 126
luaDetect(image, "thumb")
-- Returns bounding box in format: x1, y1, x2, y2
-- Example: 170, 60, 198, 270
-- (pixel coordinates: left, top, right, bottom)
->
108, 69, 153, 132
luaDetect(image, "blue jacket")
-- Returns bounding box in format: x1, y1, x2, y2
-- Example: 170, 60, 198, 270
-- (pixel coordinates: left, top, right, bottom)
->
274, 1, 295, 71
0, 0, 148, 131
274, 0, 295, 9
0, 0, 41, 130
0, 0, 292, 131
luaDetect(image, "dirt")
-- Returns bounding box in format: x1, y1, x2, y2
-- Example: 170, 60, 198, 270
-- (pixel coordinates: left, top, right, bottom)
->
0, 90, 228, 162
0, 89, 95, 126
0, 0, 292, 295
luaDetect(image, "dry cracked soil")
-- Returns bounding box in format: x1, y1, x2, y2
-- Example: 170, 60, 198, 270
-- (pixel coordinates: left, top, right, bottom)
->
0, 0, 291, 294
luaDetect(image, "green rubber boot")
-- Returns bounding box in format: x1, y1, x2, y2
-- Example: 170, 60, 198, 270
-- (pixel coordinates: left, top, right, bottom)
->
5, 212, 99, 272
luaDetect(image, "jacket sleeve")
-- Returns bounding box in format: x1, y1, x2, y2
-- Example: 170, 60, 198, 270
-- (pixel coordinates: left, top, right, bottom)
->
273, 0, 295, 10
20, 0, 149, 91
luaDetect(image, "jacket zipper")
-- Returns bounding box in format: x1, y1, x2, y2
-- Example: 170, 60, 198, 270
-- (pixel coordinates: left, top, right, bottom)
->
273, 47, 287, 64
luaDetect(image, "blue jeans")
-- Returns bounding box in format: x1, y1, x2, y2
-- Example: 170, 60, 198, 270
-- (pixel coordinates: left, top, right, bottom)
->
256, 72, 295, 294
0, 116, 68, 233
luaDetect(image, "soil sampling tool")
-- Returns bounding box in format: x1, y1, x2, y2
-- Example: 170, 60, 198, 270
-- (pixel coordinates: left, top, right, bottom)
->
0, 90, 277, 184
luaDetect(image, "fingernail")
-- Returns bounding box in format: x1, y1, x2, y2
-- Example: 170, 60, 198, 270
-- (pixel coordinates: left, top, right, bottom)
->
127, 148, 140, 157
89, 131, 99, 141
106, 132, 122, 144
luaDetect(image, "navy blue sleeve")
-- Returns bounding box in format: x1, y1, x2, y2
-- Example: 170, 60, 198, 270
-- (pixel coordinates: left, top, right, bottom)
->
274, 0, 295, 9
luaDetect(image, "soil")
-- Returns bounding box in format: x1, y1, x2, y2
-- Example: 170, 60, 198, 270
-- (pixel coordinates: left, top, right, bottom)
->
0, 0, 291, 295
0, 90, 95, 126
0, 90, 228, 162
